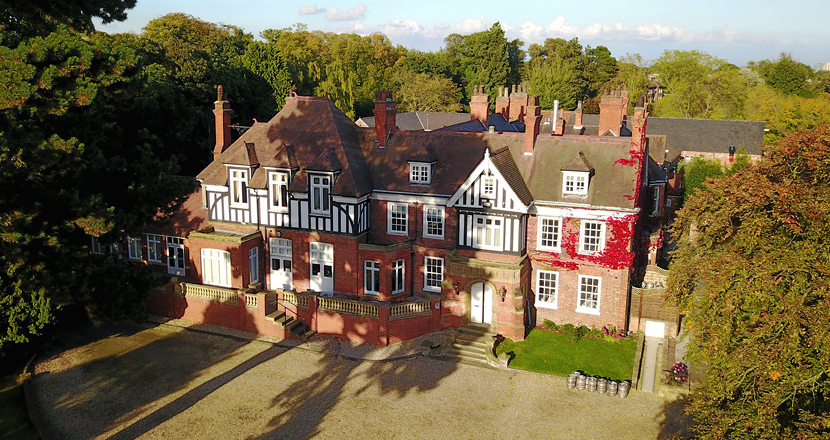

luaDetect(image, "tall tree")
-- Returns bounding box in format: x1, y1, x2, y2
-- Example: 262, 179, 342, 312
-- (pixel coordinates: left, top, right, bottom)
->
651, 50, 746, 119
0, 28, 193, 354
391, 69, 462, 113
0, 0, 136, 45
667, 125, 830, 438
443, 23, 518, 103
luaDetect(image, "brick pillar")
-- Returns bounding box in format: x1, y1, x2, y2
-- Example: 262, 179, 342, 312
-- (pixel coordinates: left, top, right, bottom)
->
377, 305, 390, 346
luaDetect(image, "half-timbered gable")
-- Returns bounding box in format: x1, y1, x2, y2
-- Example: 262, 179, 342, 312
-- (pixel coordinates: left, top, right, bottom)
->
447, 148, 532, 254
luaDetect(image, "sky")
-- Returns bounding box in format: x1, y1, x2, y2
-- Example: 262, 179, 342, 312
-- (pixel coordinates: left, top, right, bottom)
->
94, 0, 830, 68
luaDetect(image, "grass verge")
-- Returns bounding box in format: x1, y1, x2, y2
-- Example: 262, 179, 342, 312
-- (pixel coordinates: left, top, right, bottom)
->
496, 328, 637, 381
0, 372, 40, 440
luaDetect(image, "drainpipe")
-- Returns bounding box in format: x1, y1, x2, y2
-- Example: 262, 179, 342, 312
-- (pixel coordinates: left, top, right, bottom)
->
410, 202, 419, 297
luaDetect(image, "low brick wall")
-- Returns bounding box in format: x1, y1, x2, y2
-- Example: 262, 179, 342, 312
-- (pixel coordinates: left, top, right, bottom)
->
148, 282, 442, 346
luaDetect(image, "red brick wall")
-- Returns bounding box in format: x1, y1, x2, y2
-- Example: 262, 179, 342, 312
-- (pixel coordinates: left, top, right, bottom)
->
187, 234, 263, 290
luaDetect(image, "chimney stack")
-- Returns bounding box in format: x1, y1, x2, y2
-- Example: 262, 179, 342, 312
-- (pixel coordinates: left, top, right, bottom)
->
374, 91, 397, 148
524, 99, 542, 155
598, 88, 628, 136
470, 85, 490, 124
213, 85, 232, 159
495, 87, 510, 118
631, 106, 648, 153
509, 84, 528, 123
574, 100, 584, 131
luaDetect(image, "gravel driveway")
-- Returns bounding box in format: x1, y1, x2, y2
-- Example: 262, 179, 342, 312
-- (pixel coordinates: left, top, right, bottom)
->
27, 323, 690, 440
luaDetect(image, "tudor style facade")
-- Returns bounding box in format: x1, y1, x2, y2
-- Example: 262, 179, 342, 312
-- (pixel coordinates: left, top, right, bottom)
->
139, 87, 648, 345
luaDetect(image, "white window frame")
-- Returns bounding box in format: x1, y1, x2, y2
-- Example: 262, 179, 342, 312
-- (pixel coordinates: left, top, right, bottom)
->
481, 175, 496, 199
110, 242, 122, 257
651, 186, 661, 216
579, 220, 606, 255
249, 247, 260, 284
147, 234, 163, 263
537, 217, 561, 251
424, 257, 444, 292
269, 238, 293, 290
409, 163, 431, 184
91, 237, 104, 255
577, 275, 601, 315
166, 237, 185, 276
268, 171, 289, 212
423, 206, 445, 239
229, 168, 249, 208
310, 174, 331, 215
127, 237, 142, 260
201, 248, 232, 288
391, 259, 405, 294
364, 261, 380, 295
535, 270, 558, 309
562, 171, 589, 195
472, 215, 504, 251
387, 203, 408, 235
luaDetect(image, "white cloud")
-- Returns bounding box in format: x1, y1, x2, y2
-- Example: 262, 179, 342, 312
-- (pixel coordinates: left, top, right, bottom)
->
331, 15, 775, 51
326, 4, 368, 21
298, 5, 326, 15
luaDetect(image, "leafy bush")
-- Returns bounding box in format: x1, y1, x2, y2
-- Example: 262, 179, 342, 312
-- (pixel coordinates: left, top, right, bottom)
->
542, 319, 559, 331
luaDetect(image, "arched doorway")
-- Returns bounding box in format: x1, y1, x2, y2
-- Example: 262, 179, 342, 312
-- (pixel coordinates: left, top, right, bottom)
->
470, 282, 494, 324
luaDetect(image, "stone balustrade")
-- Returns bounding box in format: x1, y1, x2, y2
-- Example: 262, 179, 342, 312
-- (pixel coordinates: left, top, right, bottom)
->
179, 282, 239, 306
318, 296, 378, 318
390, 301, 432, 318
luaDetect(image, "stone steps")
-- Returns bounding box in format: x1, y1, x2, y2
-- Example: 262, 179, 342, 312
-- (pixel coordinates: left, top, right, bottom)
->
265, 310, 316, 340
444, 324, 498, 368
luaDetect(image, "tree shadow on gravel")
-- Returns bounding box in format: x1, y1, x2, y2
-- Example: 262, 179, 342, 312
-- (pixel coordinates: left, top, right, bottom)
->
30, 301, 287, 440
246, 327, 458, 440
656, 395, 695, 439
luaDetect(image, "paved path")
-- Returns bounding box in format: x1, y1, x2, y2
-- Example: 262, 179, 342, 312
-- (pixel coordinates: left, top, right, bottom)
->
27, 323, 690, 440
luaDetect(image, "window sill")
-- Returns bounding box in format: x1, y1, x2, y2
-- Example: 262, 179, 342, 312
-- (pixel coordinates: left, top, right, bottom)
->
268, 207, 289, 213
423, 286, 441, 293
310, 212, 331, 217
537, 246, 561, 253
229, 203, 249, 209
535, 302, 558, 310
575, 307, 600, 316
387, 231, 408, 236
423, 234, 444, 240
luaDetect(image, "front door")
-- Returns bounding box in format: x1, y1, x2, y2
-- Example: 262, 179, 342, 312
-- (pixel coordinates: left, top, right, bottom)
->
309, 242, 334, 295
470, 282, 493, 324
167, 237, 185, 276
269, 238, 293, 290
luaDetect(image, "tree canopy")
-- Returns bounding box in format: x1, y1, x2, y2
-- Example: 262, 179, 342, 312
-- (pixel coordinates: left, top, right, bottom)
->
667, 125, 830, 438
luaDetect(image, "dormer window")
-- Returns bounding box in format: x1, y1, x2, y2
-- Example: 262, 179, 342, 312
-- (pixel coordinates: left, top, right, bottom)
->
562, 171, 589, 195
229, 168, 249, 207
310, 174, 331, 215
409, 163, 431, 184
268, 171, 289, 211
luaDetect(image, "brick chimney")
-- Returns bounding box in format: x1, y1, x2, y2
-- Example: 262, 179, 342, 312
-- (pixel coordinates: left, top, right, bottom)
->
213, 85, 232, 159
524, 99, 542, 155
470, 85, 490, 124
374, 91, 397, 148
631, 106, 648, 151
509, 84, 528, 123
574, 100, 584, 130
495, 87, 510, 118
598, 88, 628, 136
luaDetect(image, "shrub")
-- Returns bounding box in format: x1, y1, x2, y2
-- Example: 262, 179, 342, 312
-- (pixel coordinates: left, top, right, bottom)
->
543, 320, 559, 331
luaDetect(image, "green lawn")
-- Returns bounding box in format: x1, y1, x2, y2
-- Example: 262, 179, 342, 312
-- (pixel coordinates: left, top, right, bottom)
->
0, 373, 40, 440
496, 328, 637, 381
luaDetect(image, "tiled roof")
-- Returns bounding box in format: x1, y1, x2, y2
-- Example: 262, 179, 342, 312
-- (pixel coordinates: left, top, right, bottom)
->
629, 117, 765, 158
201, 95, 641, 212
198, 96, 373, 198
357, 112, 472, 131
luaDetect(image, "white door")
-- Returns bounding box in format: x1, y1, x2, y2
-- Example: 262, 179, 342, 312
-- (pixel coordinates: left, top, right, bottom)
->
269, 238, 293, 290
309, 242, 334, 295
167, 237, 185, 276
645, 320, 666, 338
470, 282, 493, 324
